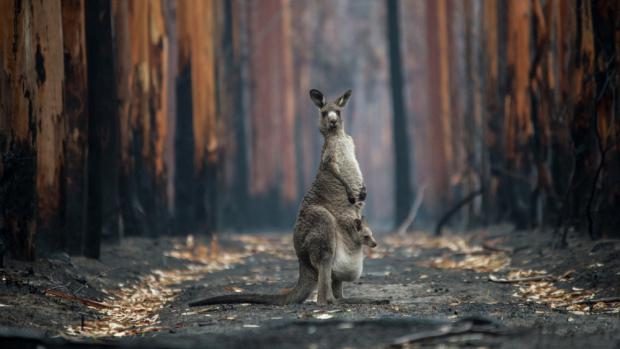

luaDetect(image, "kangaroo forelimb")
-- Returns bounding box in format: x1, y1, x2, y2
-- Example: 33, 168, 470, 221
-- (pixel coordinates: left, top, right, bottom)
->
322, 156, 356, 204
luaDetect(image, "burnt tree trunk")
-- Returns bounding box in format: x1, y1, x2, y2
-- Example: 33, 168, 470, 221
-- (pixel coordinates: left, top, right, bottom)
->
386, 0, 413, 226
0, 0, 66, 260
85, 0, 120, 257
61, 0, 90, 255
176, 0, 218, 235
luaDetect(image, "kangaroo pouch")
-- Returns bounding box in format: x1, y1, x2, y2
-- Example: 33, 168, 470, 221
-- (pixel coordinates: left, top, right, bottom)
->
332, 243, 363, 282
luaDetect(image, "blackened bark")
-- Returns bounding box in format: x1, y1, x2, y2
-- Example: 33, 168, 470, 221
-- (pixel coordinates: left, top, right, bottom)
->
386, 0, 413, 226
175, 65, 195, 234
85, 0, 120, 258
62, 0, 89, 256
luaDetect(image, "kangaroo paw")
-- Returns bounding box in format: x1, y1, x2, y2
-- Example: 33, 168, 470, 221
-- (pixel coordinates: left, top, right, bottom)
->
346, 190, 356, 204
358, 185, 367, 201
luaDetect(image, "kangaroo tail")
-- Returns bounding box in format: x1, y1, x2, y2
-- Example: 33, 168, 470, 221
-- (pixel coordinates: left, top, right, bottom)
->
337, 297, 390, 305
188, 263, 316, 306
188, 293, 287, 306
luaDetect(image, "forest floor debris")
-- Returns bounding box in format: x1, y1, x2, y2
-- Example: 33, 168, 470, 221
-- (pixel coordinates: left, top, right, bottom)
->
0, 227, 619, 348
64, 235, 289, 337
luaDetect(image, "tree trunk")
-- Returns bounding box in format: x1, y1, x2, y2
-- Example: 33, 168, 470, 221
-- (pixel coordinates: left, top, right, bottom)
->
386, 0, 413, 226
61, 0, 90, 255
85, 0, 120, 258
176, 0, 218, 234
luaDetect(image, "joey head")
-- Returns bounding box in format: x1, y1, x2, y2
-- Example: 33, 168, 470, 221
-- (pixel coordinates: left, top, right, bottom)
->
353, 216, 377, 248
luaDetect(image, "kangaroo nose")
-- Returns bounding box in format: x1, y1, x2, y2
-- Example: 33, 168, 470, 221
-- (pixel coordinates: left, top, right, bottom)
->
330, 120, 337, 126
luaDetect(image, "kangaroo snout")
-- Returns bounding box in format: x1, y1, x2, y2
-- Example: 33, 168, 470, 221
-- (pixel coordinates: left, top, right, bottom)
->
365, 235, 377, 248
368, 240, 377, 248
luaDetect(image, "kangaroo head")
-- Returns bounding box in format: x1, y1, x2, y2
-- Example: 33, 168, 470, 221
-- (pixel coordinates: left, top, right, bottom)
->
354, 216, 377, 248
309, 89, 352, 135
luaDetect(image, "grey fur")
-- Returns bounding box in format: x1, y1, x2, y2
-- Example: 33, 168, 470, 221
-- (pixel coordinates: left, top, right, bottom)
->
188, 90, 388, 307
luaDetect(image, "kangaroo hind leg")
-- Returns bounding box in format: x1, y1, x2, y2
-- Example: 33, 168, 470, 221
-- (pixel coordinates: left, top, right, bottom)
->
304, 206, 338, 305
332, 279, 343, 299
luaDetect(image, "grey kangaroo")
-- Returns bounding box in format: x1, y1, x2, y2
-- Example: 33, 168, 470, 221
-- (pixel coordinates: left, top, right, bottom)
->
188, 89, 388, 306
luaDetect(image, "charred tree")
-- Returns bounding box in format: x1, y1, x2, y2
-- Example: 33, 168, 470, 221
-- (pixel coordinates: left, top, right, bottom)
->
0, 0, 66, 259
85, 0, 120, 257
589, 0, 620, 238
215, 0, 250, 229
176, 0, 218, 235
386, 0, 413, 226
61, 0, 90, 255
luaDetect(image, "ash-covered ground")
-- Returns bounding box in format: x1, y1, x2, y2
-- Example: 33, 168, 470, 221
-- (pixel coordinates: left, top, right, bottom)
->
1, 227, 619, 348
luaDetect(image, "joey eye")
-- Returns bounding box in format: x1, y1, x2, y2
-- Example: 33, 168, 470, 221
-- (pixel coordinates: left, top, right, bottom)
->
321, 111, 327, 117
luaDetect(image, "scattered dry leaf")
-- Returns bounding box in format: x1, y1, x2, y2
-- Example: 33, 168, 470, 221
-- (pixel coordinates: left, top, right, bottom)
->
430, 253, 510, 273
503, 269, 620, 314
65, 234, 274, 338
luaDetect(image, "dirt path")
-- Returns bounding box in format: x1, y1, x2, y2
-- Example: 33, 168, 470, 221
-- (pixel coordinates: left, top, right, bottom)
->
1, 228, 619, 348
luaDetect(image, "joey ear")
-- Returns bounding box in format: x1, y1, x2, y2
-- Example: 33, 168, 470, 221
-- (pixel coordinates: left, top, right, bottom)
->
309, 89, 326, 108
354, 218, 362, 231
336, 90, 352, 107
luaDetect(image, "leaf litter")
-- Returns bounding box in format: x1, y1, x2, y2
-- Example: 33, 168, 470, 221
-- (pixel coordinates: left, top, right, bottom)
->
380, 232, 619, 315
383, 232, 620, 315
65, 234, 292, 338
495, 269, 620, 315
56, 231, 618, 337
380, 232, 511, 272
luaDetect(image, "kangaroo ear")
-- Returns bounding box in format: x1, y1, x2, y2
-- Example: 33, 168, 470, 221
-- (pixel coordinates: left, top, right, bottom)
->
309, 89, 326, 108
336, 90, 352, 107
354, 218, 362, 231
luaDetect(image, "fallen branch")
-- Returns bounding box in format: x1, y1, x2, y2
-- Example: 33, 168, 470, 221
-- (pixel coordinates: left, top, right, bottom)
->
488, 274, 551, 283
435, 188, 483, 236
391, 317, 507, 347
482, 242, 513, 254
44, 289, 112, 309
573, 297, 620, 305
396, 184, 426, 236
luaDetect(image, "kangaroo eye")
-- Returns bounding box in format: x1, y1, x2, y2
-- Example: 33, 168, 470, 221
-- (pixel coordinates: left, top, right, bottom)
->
321, 111, 327, 117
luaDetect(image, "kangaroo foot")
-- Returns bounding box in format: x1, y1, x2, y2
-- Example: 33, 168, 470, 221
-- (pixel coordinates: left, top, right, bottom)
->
317, 295, 339, 305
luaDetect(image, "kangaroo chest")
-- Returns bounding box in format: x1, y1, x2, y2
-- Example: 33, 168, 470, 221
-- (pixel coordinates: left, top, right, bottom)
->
332, 240, 363, 282
334, 136, 363, 184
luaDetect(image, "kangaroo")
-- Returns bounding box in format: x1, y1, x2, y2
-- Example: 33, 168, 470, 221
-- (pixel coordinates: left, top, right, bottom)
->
188, 89, 388, 306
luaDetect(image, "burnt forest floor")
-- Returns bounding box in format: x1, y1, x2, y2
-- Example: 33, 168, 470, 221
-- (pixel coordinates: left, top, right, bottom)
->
0, 226, 619, 348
